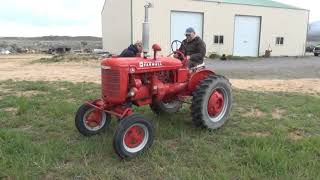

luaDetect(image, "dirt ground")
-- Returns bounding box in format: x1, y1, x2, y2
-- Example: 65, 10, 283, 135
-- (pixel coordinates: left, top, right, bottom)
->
0, 54, 319, 94
0, 54, 101, 84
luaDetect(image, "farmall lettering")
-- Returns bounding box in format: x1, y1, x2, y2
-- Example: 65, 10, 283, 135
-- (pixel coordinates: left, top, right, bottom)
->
139, 61, 162, 68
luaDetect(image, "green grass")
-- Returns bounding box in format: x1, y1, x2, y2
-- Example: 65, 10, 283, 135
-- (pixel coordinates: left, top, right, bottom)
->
33, 54, 100, 63
0, 81, 320, 179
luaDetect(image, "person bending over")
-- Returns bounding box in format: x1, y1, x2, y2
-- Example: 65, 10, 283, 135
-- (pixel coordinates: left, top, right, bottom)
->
119, 41, 143, 57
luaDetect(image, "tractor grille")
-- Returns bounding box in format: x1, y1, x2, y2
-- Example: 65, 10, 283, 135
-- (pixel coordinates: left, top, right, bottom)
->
102, 69, 120, 97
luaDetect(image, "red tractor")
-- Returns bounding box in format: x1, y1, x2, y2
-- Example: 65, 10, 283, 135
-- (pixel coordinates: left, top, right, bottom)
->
75, 3, 232, 159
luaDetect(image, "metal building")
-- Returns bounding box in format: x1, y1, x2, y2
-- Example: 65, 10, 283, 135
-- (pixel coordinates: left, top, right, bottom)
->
102, 0, 309, 57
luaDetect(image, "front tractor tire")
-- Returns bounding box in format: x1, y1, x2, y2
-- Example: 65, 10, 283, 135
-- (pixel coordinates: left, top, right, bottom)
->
113, 114, 155, 159
75, 104, 111, 136
150, 100, 182, 115
191, 75, 232, 130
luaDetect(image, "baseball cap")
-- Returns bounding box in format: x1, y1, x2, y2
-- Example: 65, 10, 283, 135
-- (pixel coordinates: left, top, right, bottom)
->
185, 27, 195, 34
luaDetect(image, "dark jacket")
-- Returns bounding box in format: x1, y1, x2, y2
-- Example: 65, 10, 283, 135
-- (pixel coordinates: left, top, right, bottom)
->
179, 36, 206, 63
119, 44, 139, 57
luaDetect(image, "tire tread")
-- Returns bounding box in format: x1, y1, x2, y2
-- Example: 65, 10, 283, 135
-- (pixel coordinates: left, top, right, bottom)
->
191, 75, 232, 129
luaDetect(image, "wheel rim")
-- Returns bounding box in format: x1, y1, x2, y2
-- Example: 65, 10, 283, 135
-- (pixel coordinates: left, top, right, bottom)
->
206, 88, 229, 122
83, 108, 107, 131
123, 123, 149, 153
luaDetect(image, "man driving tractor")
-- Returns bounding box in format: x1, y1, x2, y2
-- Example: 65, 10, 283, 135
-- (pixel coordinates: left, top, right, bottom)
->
174, 27, 206, 68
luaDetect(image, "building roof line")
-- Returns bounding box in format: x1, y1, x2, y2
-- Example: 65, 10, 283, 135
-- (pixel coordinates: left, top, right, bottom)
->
101, 0, 107, 14
195, 0, 308, 11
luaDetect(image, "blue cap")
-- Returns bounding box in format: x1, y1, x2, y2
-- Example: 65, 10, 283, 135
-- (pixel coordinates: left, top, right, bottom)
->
185, 27, 195, 34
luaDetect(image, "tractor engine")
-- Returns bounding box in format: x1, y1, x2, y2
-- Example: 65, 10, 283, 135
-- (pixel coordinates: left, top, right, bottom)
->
101, 56, 189, 108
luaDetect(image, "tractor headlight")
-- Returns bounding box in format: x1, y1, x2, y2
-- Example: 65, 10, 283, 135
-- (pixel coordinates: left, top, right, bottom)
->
128, 91, 135, 97
128, 88, 138, 97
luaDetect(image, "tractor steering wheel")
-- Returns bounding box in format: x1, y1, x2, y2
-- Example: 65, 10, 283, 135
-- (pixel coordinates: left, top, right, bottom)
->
171, 40, 185, 53
170, 40, 186, 60
168, 40, 189, 67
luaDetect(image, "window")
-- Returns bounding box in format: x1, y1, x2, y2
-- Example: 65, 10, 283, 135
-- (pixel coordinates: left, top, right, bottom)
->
214, 35, 224, 44
276, 37, 284, 45
214, 36, 219, 44
219, 36, 224, 44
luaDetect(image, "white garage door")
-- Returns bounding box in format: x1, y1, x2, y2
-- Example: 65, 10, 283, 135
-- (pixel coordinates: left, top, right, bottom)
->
233, 16, 261, 57
171, 11, 203, 43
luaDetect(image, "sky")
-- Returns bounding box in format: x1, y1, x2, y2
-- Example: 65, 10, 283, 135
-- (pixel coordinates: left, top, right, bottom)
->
276, 0, 319, 21
0, 0, 105, 37
0, 0, 318, 37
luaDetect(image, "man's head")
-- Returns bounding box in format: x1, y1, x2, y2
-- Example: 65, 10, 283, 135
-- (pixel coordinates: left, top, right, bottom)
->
134, 41, 143, 53
185, 27, 196, 42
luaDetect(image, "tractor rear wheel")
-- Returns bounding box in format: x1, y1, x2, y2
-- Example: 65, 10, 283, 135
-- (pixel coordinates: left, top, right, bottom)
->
75, 104, 111, 136
150, 100, 182, 115
191, 75, 232, 129
113, 114, 155, 158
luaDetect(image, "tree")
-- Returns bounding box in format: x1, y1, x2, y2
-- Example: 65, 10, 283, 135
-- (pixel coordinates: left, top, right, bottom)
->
10, 44, 19, 52
0, 42, 8, 49
81, 41, 88, 48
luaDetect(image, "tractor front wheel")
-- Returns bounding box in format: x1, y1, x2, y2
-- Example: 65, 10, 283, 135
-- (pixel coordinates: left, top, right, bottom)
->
191, 75, 232, 129
75, 104, 111, 136
113, 114, 155, 158
150, 100, 182, 115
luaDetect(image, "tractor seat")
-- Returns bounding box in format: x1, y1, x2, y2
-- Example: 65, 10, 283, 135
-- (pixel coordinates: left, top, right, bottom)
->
190, 62, 206, 71
195, 62, 205, 68
195, 62, 206, 68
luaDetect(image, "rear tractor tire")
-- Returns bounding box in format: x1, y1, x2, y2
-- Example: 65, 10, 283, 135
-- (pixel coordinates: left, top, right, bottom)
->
191, 75, 232, 129
150, 100, 182, 115
75, 104, 111, 136
113, 114, 155, 159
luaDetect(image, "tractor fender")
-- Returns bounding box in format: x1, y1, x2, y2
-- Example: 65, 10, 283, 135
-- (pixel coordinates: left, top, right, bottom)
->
188, 69, 215, 93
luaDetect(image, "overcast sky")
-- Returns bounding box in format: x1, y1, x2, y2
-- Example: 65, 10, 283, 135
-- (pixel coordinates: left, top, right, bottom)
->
0, 0, 318, 37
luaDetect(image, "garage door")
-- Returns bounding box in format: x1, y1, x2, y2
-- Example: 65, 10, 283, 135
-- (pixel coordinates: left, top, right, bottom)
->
233, 16, 261, 57
171, 11, 203, 43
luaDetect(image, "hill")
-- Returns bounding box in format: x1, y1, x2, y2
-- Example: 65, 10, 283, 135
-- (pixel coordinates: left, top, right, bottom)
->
0, 36, 102, 51
0, 36, 102, 41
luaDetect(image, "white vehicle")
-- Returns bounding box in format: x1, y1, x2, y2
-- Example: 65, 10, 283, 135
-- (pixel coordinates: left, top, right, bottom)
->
0, 50, 11, 55
314, 46, 320, 56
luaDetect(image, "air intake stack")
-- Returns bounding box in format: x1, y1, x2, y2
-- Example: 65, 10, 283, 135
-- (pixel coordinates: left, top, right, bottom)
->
142, 2, 153, 58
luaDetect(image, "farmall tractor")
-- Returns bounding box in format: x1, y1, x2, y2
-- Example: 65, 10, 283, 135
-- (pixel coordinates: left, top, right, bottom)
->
75, 3, 232, 158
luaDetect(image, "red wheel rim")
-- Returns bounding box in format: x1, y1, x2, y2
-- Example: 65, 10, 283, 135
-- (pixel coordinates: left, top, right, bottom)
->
124, 125, 146, 148
207, 90, 225, 117
85, 110, 103, 128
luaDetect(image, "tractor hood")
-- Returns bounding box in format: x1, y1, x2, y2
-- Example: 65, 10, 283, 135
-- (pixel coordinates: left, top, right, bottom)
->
101, 56, 183, 73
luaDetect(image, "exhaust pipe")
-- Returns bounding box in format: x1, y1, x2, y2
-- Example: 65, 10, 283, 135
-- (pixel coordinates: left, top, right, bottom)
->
143, 2, 153, 58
